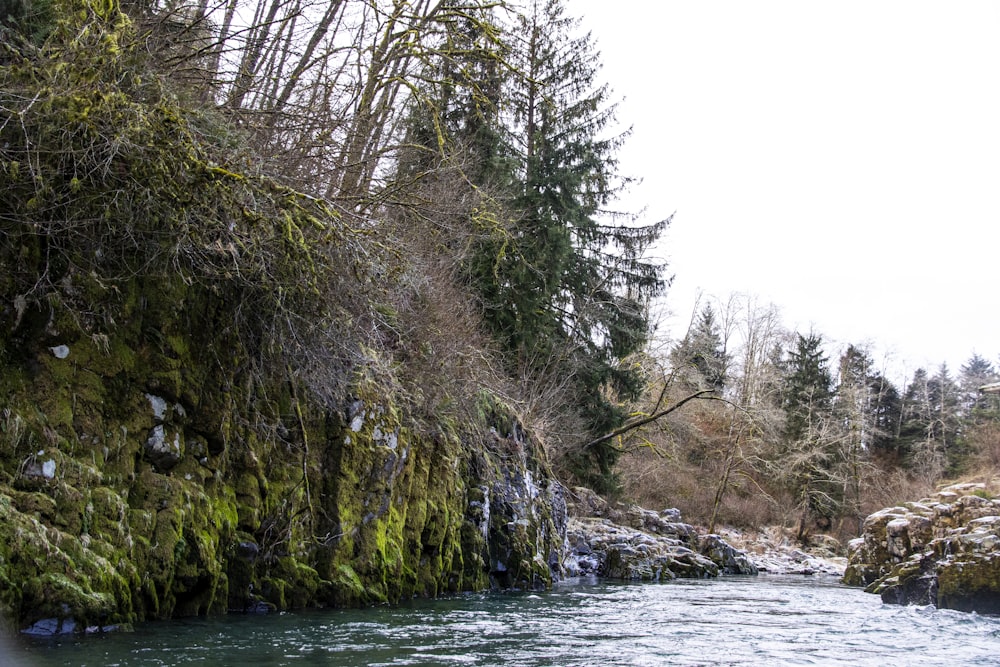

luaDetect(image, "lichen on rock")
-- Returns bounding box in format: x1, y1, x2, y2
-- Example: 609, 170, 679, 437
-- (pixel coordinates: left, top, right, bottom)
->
0, 0, 569, 633
844, 482, 1000, 613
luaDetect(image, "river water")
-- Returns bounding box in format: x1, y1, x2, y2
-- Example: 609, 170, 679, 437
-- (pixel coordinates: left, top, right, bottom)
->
13, 575, 1000, 666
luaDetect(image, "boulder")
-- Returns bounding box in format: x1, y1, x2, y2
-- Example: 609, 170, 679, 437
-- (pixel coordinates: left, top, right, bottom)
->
844, 482, 1000, 613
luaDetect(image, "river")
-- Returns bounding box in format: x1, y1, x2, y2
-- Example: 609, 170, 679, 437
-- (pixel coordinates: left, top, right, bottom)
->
13, 575, 1000, 666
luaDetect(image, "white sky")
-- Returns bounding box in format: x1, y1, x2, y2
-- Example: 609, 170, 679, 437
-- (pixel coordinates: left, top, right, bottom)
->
574, 0, 1000, 382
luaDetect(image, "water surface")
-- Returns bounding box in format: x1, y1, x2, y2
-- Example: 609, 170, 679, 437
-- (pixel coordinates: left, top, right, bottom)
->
15, 575, 1000, 666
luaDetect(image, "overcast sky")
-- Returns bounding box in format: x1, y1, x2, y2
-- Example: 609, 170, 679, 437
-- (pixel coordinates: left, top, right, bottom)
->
573, 1, 1000, 383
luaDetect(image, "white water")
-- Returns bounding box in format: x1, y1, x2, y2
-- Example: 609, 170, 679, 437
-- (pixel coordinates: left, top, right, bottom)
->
16, 575, 1000, 666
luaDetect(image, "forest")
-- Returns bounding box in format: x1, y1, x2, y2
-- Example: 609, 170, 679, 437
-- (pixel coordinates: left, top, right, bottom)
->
2, 0, 998, 554
621, 297, 1000, 543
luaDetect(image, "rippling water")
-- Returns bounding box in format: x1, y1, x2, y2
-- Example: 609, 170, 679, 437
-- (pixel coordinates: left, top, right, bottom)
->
14, 575, 1000, 666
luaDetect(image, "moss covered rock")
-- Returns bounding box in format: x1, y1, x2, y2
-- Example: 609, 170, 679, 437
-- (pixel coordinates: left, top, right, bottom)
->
0, 0, 568, 633
845, 483, 1000, 613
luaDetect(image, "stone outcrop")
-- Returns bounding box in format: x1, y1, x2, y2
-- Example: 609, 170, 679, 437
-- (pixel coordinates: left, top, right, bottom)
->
715, 526, 847, 576
844, 482, 1000, 613
562, 488, 757, 580
0, 290, 566, 634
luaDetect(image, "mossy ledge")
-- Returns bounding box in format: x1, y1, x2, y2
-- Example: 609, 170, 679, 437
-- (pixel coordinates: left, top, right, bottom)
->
0, 0, 566, 633
0, 328, 565, 631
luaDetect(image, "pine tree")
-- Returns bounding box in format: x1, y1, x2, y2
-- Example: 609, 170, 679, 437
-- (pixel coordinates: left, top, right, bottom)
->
833, 344, 900, 529
867, 372, 902, 458
898, 365, 962, 479
959, 354, 999, 420
957, 354, 1000, 472
898, 367, 932, 465
835, 345, 901, 455
391, 0, 669, 491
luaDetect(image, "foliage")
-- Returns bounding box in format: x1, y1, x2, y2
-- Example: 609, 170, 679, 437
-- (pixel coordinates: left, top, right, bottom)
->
780, 333, 834, 443
0, 0, 382, 400
671, 304, 729, 392
461, 0, 668, 492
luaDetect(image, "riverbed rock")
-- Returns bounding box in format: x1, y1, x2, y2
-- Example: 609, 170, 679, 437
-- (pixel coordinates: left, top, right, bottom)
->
562, 488, 756, 579
844, 482, 1000, 613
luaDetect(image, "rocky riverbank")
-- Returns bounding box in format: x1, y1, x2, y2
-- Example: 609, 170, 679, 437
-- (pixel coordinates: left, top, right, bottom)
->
561, 488, 758, 580
714, 526, 847, 577
560, 487, 847, 580
844, 482, 1000, 613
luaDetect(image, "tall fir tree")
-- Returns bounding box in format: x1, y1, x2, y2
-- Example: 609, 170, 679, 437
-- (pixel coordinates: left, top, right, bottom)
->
672, 304, 729, 392
781, 333, 834, 443
835, 344, 901, 456
470, 0, 669, 490
959, 354, 1000, 420
899, 365, 962, 478
778, 333, 839, 540
392, 0, 669, 491
898, 367, 932, 464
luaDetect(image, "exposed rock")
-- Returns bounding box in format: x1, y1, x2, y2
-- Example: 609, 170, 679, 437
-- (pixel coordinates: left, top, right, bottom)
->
844, 482, 1000, 613
144, 424, 183, 471
562, 489, 756, 580
21, 618, 75, 636
699, 534, 761, 575
0, 321, 567, 632
708, 526, 846, 576
49, 345, 70, 359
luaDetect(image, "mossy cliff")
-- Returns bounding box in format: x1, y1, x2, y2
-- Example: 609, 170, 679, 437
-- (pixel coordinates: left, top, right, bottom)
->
0, 329, 565, 631
0, 0, 566, 632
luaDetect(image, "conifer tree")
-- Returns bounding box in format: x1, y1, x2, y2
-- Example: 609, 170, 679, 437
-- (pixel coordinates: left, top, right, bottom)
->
478, 0, 668, 490
672, 304, 729, 392
898, 365, 962, 478
504, 0, 667, 490
393, 0, 669, 491
781, 333, 834, 443
959, 354, 999, 419
777, 333, 839, 538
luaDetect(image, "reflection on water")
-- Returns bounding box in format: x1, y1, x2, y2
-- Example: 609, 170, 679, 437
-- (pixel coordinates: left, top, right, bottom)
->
13, 575, 1000, 666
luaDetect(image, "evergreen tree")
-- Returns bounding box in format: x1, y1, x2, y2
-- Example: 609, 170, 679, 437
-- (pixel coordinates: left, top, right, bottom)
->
929, 363, 963, 473
958, 354, 1000, 420
899, 365, 962, 478
833, 345, 901, 529
867, 372, 902, 458
781, 333, 834, 443
835, 345, 901, 457
467, 0, 669, 490
898, 367, 931, 464
672, 304, 729, 392
392, 0, 668, 491
957, 354, 1000, 471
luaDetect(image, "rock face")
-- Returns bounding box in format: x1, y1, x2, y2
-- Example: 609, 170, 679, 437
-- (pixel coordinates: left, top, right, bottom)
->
0, 288, 566, 633
0, 0, 568, 634
562, 488, 757, 580
844, 483, 1000, 613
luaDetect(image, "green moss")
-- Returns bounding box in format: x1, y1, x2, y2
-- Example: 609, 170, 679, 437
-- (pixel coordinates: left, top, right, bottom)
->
10, 490, 58, 521
938, 556, 1000, 612
21, 573, 116, 623
0, 9, 567, 622
262, 557, 320, 609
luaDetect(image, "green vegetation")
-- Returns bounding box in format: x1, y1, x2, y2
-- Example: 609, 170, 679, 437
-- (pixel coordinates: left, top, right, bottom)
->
3, 0, 995, 634
0, 0, 570, 630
